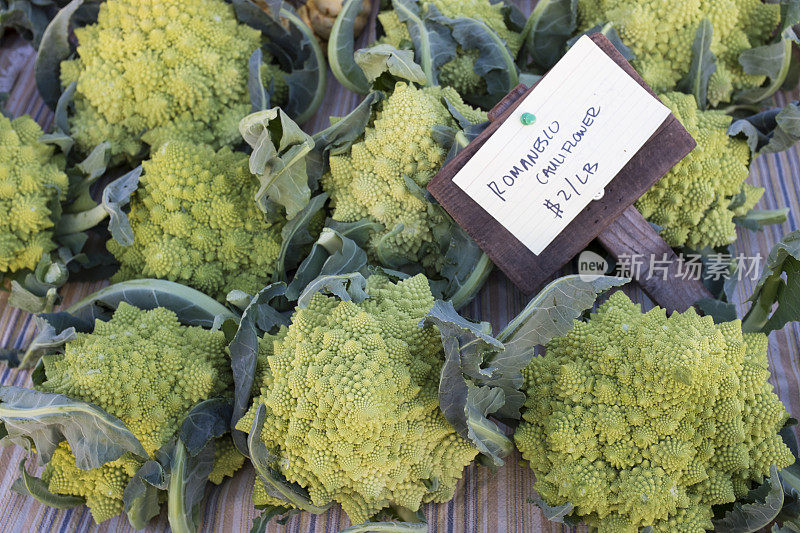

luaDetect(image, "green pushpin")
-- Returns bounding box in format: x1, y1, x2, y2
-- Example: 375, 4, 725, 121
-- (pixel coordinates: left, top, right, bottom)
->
520, 112, 537, 125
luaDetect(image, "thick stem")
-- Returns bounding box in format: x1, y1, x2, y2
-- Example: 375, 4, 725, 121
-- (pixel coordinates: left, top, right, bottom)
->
55, 203, 108, 236
167, 441, 194, 533
448, 253, 494, 311
741, 276, 781, 333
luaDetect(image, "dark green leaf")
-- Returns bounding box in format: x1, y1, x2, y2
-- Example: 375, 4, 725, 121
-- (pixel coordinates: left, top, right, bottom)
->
250, 505, 294, 533
10, 458, 84, 509
392, 0, 457, 86
229, 283, 289, 455
66, 279, 238, 328
0, 386, 148, 468
530, 498, 581, 525
306, 92, 381, 186
286, 228, 371, 301
167, 439, 215, 533
677, 18, 715, 110
297, 272, 369, 308
34, 0, 82, 108
274, 193, 328, 282
123, 463, 162, 530
522, 0, 577, 70
328, 0, 372, 94
240, 108, 314, 220
179, 398, 232, 457
728, 103, 800, 155
713, 464, 784, 533
743, 230, 800, 334
695, 297, 738, 324
422, 300, 512, 465
736, 27, 796, 104
247, 403, 330, 513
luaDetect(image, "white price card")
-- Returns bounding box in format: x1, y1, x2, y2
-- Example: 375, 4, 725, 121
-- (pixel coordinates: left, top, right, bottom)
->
451, 35, 671, 255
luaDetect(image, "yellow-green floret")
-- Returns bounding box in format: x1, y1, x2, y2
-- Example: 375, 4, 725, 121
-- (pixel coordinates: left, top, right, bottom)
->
236, 274, 478, 524
577, 0, 780, 106
37, 303, 236, 523
636, 92, 756, 249
321, 82, 486, 275
514, 291, 795, 532
378, 0, 523, 98
209, 437, 247, 485
0, 115, 69, 273
60, 0, 263, 159
107, 141, 283, 301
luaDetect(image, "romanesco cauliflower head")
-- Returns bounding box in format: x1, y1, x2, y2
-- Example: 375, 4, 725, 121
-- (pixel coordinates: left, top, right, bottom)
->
237, 274, 478, 524
107, 141, 283, 301
0, 115, 69, 273
577, 0, 780, 105
636, 92, 755, 249
514, 291, 794, 532
37, 302, 238, 523
378, 0, 523, 98
322, 82, 486, 275
60, 0, 275, 160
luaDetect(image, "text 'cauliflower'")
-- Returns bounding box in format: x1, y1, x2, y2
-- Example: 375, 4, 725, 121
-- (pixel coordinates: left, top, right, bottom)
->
514, 291, 794, 532
107, 141, 283, 301
237, 274, 478, 525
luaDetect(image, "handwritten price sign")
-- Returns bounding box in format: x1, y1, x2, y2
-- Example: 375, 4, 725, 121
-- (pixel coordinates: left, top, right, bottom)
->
451, 36, 670, 255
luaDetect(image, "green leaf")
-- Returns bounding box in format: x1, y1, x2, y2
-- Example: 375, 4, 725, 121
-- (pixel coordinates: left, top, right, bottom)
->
10, 458, 84, 509
435, 219, 493, 310
529, 498, 581, 526
250, 505, 295, 533
728, 102, 800, 155
355, 44, 428, 88
34, 0, 83, 108
694, 297, 738, 324
274, 193, 328, 282
677, 18, 715, 110
0, 386, 149, 468
178, 398, 232, 457
229, 283, 289, 455
232, 1, 327, 123
287, 227, 372, 301
429, 9, 518, 107
713, 464, 784, 533
422, 300, 512, 465
734, 208, 790, 231
328, 0, 372, 94
496, 275, 629, 359
240, 108, 314, 220
297, 272, 369, 308
65, 279, 238, 328
18, 312, 93, 369
123, 456, 169, 529
102, 165, 143, 246
736, 26, 797, 105
392, 0, 457, 87
522, 0, 577, 70
247, 403, 330, 514
742, 230, 800, 334
308, 92, 382, 183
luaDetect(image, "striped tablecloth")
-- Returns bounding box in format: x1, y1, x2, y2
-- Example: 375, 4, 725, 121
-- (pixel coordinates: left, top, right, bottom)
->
1, 1, 799, 531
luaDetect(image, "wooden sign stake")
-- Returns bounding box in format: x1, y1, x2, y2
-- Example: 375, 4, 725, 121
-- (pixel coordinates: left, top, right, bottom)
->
428, 34, 712, 313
